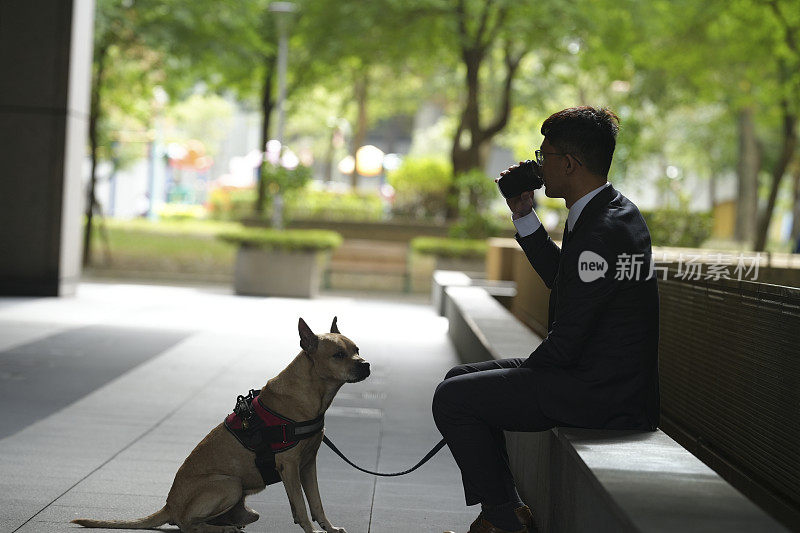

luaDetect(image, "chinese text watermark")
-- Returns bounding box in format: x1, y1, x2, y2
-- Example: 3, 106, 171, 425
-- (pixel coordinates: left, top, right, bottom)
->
613, 252, 763, 282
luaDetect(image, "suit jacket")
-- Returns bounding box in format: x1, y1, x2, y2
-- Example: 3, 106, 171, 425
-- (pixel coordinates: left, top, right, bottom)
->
516, 183, 660, 430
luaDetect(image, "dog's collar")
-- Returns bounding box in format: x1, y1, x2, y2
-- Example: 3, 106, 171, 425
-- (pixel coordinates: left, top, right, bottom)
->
253, 394, 325, 443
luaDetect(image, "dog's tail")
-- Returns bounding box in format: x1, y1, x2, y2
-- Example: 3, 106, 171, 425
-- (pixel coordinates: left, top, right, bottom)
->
71, 506, 170, 529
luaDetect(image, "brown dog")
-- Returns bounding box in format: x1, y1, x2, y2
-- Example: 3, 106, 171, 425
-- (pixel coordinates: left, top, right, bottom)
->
73, 317, 370, 533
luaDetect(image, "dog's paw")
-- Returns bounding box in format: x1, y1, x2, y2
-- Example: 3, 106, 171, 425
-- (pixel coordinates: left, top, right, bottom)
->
318, 522, 346, 533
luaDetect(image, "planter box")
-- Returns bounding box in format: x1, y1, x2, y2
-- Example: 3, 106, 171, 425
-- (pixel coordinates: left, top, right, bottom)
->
234, 247, 328, 298
409, 253, 487, 293
434, 256, 486, 274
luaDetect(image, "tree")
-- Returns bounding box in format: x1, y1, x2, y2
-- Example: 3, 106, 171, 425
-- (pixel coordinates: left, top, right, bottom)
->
751, 0, 799, 251
447, 1, 525, 177
84, 0, 253, 263
84, 0, 165, 267
575, 0, 799, 250
679, 0, 800, 251
390, 0, 575, 219
287, 0, 438, 190
142, 1, 278, 216
434, 1, 531, 218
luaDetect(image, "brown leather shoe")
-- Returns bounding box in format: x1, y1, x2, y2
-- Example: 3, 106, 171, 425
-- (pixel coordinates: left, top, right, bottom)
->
465, 510, 528, 533
514, 506, 536, 531
443, 506, 535, 533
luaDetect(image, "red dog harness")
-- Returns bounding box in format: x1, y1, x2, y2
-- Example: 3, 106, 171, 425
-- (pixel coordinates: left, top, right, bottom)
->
224, 389, 325, 485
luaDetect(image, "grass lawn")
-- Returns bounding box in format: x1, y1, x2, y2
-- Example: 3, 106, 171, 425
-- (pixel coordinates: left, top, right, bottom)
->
88, 218, 239, 278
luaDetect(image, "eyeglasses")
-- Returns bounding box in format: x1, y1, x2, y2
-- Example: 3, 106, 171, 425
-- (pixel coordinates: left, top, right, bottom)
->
535, 149, 583, 167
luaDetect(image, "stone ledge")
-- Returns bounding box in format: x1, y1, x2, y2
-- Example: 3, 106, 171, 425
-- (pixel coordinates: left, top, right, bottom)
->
433, 270, 517, 318
440, 283, 787, 532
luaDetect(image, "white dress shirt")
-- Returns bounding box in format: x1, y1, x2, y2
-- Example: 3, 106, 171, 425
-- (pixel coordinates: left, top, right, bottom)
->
513, 182, 610, 238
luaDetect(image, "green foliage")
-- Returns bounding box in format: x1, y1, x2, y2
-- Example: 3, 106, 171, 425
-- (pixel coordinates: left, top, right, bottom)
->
404, 0, 565, 182
642, 209, 713, 248
410, 237, 488, 260
157, 203, 207, 221
387, 157, 453, 219
288, 0, 440, 121
261, 164, 312, 195
448, 206, 504, 240
208, 186, 384, 223
454, 169, 496, 210
218, 227, 343, 251
284, 189, 383, 222
92, 0, 225, 161
88, 0, 800, 255
165, 94, 234, 158
446, 169, 503, 239
388, 157, 453, 194
257, 164, 313, 224
96, 217, 240, 236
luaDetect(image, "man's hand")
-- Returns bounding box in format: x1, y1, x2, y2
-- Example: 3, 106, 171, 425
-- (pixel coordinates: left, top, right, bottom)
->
496, 162, 535, 220
506, 191, 535, 219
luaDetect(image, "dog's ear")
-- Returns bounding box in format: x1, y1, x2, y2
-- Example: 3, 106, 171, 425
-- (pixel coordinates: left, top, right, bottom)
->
298, 318, 318, 353
330, 316, 340, 334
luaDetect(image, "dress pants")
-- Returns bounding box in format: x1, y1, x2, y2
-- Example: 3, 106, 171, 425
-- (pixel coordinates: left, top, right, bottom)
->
432, 358, 559, 506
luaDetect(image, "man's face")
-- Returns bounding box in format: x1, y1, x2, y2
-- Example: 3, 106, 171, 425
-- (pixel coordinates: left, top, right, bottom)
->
539, 138, 566, 199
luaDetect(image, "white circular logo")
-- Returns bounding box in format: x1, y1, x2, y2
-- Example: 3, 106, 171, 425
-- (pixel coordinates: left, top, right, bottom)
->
578, 250, 608, 282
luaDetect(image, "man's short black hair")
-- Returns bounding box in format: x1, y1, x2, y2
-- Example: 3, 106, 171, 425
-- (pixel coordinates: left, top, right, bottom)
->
541, 106, 619, 177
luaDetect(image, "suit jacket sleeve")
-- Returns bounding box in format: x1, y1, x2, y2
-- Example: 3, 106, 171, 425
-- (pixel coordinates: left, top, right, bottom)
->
521, 233, 619, 368
516, 225, 561, 289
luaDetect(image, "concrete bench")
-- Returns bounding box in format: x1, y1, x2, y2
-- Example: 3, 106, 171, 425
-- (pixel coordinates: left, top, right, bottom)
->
432, 270, 517, 318
325, 239, 410, 291
441, 285, 788, 532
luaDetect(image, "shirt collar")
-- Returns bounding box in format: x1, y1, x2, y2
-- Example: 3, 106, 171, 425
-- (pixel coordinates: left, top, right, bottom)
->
567, 182, 610, 232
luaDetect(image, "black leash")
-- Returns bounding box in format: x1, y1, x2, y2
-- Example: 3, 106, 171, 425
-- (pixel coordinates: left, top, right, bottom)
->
323, 435, 447, 477
230, 388, 447, 477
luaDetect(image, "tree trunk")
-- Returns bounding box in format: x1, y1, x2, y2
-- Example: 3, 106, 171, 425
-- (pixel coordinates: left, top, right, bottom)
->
324, 126, 335, 182
448, 44, 522, 220
454, 47, 484, 165
349, 70, 369, 190
82, 43, 109, 268
709, 171, 716, 211
447, 48, 485, 220
734, 107, 760, 246
754, 102, 797, 251
790, 163, 800, 252
255, 54, 276, 216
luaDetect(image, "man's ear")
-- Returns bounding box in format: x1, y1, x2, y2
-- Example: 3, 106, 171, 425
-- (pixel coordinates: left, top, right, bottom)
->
330, 316, 340, 334
565, 154, 579, 173
299, 318, 318, 353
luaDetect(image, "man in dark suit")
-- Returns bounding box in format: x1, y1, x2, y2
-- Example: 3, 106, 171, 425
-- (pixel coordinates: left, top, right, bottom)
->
434, 107, 660, 533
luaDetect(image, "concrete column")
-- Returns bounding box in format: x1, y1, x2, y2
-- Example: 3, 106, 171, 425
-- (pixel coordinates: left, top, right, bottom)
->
0, 0, 95, 296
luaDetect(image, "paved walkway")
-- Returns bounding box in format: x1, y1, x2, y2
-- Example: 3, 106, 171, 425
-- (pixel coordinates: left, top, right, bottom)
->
0, 282, 475, 533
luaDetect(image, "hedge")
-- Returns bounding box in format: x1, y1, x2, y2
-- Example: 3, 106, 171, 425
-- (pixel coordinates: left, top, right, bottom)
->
218, 227, 343, 251
410, 236, 488, 259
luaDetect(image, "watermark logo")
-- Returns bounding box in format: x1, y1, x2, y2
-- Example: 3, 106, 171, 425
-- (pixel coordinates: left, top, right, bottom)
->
578, 251, 608, 282
578, 251, 762, 283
